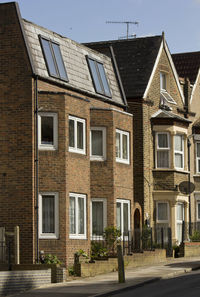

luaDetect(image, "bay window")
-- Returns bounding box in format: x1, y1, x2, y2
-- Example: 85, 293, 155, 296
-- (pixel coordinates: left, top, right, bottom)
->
156, 132, 170, 168
91, 198, 107, 237
174, 134, 184, 169
116, 129, 130, 164
196, 142, 200, 173
116, 199, 130, 234
69, 116, 86, 154
90, 127, 106, 161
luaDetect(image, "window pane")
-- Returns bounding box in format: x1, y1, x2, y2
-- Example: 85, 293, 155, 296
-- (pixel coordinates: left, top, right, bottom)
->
177, 204, 184, 221
69, 119, 75, 148
175, 153, 183, 168
198, 160, 200, 173
91, 130, 103, 156
88, 59, 102, 93
123, 203, 128, 233
116, 132, 120, 158
122, 134, 128, 159
175, 135, 183, 151
77, 121, 83, 150
52, 43, 68, 80
97, 63, 111, 97
158, 134, 168, 148
41, 116, 53, 145
69, 197, 76, 234
157, 203, 168, 221
42, 195, 55, 233
160, 73, 166, 90
116, 203, 121, 231
78, 197, 84, 234
41, 39, 57, 77
157, 151, 169, 168
92, 201, 103, 235
197, 143, 200, 158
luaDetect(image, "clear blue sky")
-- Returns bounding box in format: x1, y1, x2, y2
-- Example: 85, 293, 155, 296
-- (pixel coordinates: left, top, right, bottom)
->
1, 0, 200, 54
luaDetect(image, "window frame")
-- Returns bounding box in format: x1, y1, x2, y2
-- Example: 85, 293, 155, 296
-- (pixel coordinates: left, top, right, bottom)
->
90, 198, 107, 238
174, 134, 184, 170
196, 142, 200, 174
38, 112, 58, 151
69, 193, 87, 239
39, 192, 59, 239
90, 127, 106, 161
86, 56, 112, 98
115, 129, 130, 165
156, 132, 170, 169
116, 199, 131, 235
68, 115, 86, 155
160, 72, 176, 105
156, 201, 169, 224
39, 35, 68, 81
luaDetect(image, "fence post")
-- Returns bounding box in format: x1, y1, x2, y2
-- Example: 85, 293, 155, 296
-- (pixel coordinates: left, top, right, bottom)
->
150, 228, 153, 250
182, 221, 185, 243
161, 227, 164, 249
14, 226, 20, 264
117, 245, 125, 283
167, 227, 172, 257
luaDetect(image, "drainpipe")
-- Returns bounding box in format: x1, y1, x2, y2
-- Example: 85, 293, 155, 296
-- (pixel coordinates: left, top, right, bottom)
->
34, 76, 39, 263
187, 137, 191, 236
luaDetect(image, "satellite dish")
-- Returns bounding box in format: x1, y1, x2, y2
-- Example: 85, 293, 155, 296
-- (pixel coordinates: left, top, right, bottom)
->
179, 181, 195, 195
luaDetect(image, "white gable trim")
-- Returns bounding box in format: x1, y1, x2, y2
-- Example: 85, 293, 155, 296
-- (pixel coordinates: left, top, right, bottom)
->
143, 39, 185, 104
164, 41, 184, 104
191, 67, 200, 103
143, 42, 163, 99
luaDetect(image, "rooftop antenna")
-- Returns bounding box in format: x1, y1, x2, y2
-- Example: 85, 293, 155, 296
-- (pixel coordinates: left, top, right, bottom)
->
106, 21, 139, 39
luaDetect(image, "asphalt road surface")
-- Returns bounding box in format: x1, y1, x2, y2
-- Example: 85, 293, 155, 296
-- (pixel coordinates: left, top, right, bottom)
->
113, 271, 200, 297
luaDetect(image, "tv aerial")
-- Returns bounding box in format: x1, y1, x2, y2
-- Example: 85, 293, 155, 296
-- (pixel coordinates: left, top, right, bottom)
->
106, 21, 139, 39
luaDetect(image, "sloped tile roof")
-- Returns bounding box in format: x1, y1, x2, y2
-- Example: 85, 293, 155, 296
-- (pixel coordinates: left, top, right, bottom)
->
151, 109, 191, 123
172, 51, 200, 84
84, 36, 162, 99
22, 19, 124, 106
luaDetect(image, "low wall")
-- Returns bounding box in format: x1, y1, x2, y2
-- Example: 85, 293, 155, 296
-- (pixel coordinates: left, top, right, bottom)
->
80, 249, 166, 277
182, 242, 200, 257
0, 269, 51, 296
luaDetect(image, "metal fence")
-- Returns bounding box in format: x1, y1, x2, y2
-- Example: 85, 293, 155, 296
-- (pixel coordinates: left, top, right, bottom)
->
91, 226, 173, 259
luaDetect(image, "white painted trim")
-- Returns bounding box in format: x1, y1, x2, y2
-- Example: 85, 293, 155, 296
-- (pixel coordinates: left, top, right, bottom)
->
143, 42, 163, 99
116, 199, 131, 234
69, 193, 87, 239
143, 39, 184, 104
190, 68, 200, 103
90, 198, 107, 238
155, 132, 170, 169
164, 41, 185, 104
38, 112, 58, 151
174, 134, 184, 170
175, 202, 184, 243
156, 201, 170, 224
39, 192, 59, 239
68, 115, 86, 155
196, 142, 200, 174
90, 127, 107, 161
116, 129, 130, 165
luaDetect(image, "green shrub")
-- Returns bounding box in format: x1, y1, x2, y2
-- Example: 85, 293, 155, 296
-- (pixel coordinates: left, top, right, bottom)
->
103, 226, 121, 255
190, 230, 200, 242
43, 254, 61, 264
91, 241, 108, 259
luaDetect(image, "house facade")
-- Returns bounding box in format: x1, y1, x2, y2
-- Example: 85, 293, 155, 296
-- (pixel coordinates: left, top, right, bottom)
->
172, 51, 200, 235
86, 34, 193, 244
0, 2, 133, 266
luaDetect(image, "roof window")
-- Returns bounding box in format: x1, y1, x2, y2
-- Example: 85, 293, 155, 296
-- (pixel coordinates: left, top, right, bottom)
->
40, 36, 68, 81
87, 56, 111, 97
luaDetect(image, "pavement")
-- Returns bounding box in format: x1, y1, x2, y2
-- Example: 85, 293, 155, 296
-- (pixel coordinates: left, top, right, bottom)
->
9, 257, 200, 297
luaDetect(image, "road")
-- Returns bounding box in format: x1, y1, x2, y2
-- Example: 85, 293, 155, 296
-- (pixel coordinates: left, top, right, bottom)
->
114, 270, 200, 297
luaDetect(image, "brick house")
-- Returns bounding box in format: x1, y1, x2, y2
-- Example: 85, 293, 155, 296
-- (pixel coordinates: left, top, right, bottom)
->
0, 2, 133, 266
172, 52, 200, 235
85, 33, 193, 244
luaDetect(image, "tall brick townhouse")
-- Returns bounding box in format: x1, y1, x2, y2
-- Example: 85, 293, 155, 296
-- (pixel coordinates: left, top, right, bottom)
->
86, 34, 193, 244
172, 52, 200, 234
0, 2, 133, 266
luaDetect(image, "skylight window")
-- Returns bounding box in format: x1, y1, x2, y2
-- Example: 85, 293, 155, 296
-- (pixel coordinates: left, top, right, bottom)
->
87, 56, 111, 97
40, 36, 68, 81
